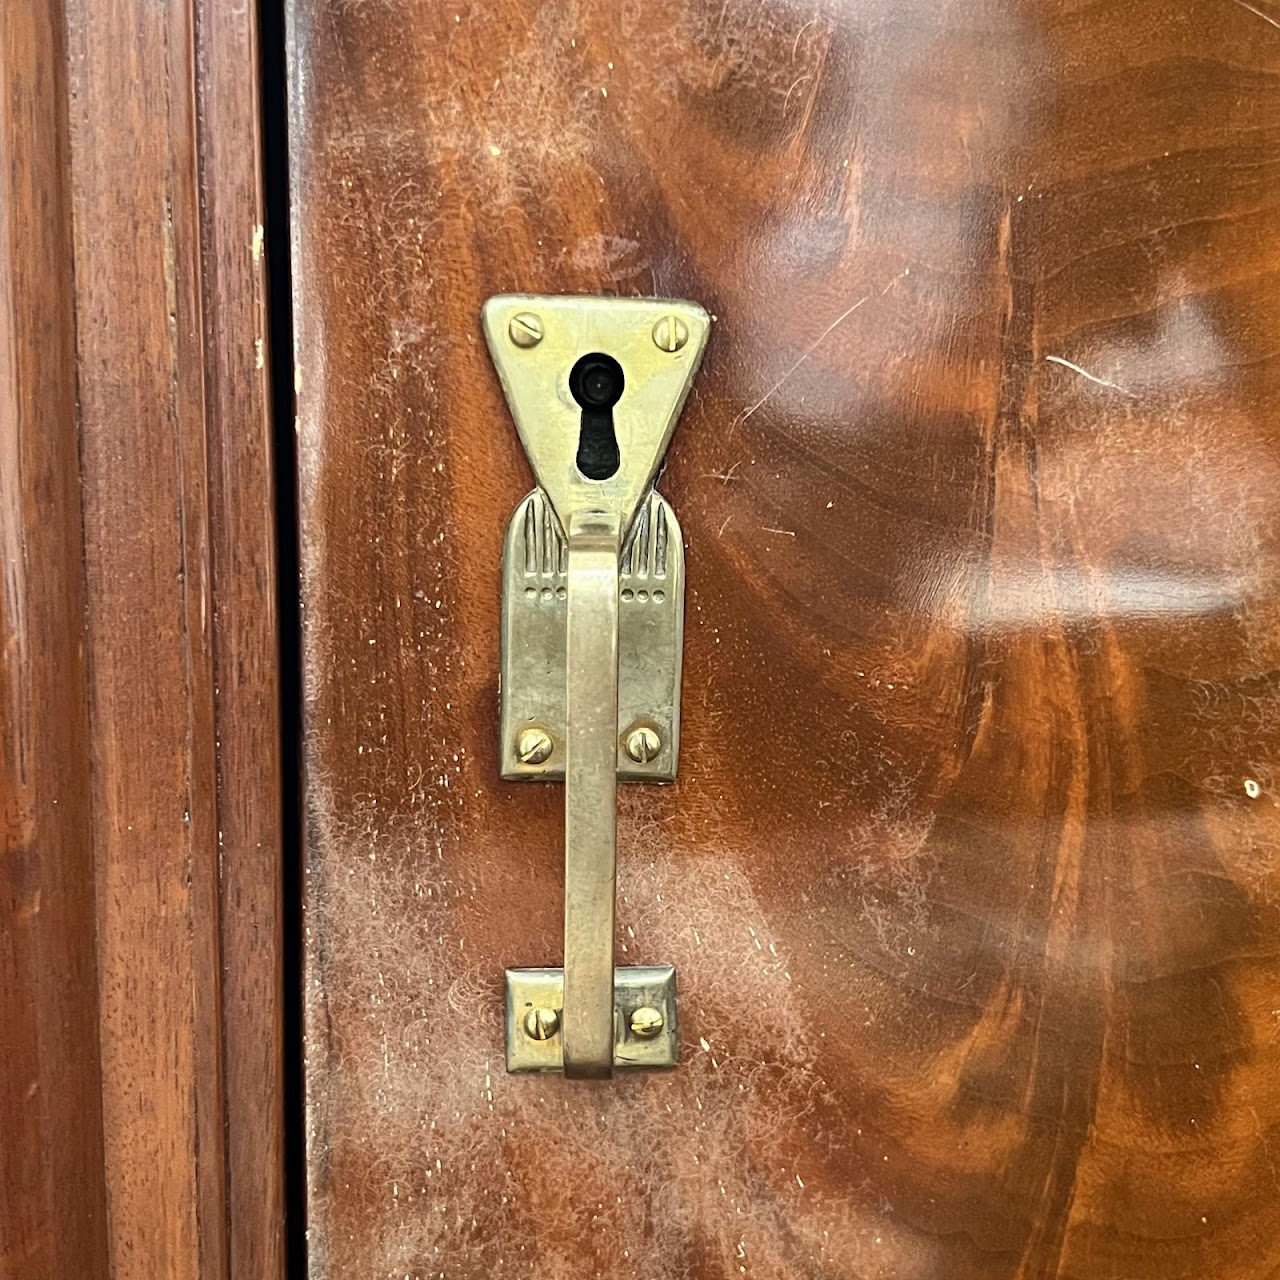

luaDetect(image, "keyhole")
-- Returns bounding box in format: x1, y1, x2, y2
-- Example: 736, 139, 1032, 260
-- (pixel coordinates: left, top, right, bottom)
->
569, 352, 624, 480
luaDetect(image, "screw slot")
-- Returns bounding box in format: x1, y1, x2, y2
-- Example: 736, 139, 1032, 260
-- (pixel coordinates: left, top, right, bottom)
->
508, 312, 543, 348
624, 724, 661, 764
652, 314, 689, 352
630, 1006, 665, 1039
516, 726, 554, 765
523, 1007, 560, 1041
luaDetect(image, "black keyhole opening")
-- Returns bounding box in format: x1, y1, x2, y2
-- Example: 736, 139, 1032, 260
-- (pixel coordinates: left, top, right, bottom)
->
569, 352, 624, 480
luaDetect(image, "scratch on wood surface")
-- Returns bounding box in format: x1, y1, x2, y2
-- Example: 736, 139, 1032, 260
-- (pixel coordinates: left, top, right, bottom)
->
783, 73, 812, 116
791, 18, 818, 59
731, 270, 907, 433
1228, 0, 1280, 29
703, 460, 742, 484
1043, 354, 1137, 398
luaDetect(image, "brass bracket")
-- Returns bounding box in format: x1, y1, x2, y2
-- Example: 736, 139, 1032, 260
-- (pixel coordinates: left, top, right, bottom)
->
485, 294, 710, 1078
500, 488, 684, 782
504, 965, 678, 1074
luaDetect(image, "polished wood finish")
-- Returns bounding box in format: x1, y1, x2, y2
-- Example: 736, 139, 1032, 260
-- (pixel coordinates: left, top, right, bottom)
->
195, 7, 288, 1276
0, 6, 110, 1276
69, 0, 226, 1267
1, 2, 283, 1276
291, 2, 1280, 1276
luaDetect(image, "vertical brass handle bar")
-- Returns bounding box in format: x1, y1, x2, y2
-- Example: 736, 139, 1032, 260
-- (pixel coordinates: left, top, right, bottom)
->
562, 511, 623, 1078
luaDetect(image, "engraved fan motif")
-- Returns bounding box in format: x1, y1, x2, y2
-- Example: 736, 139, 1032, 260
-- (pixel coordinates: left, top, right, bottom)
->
501, 485, 684, 781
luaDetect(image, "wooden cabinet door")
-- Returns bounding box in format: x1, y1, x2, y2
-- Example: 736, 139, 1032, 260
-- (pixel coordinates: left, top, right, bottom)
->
288, 4, 1280, 1276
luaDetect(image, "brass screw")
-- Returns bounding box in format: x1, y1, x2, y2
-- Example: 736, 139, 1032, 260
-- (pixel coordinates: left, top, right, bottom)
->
516, 726, 553, 765
624, 725, 661, 764
630, 1006, 664, 1039
508, 312, 544, 348
523, 1006, 560, 1041
651, 314, 689, 353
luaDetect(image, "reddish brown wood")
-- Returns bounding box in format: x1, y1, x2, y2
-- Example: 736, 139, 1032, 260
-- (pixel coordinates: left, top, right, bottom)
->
1, 1, 283, 1276
291, 2, 1280, 1277
66, 0, 228, 1266
0, 6, 110, 1277
195, 5, 287, 1275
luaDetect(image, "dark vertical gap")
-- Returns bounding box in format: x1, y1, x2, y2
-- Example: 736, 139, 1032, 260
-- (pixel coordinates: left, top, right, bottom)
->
258, 2, 306, 1276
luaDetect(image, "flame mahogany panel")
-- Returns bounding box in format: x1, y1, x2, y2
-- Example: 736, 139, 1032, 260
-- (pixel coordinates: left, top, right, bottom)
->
290, 2, 1280, 1276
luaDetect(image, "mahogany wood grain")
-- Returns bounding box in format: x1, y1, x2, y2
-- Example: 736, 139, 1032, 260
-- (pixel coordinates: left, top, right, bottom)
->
2, 2, 283, 1276
290, 2, 1280, 1277
67, 0, 228, 1263
196, 6, 288, 1276
0, 5, 110, 1276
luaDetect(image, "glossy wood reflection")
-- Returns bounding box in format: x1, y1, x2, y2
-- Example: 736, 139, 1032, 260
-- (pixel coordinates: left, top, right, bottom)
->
290, 2, 1280, 1276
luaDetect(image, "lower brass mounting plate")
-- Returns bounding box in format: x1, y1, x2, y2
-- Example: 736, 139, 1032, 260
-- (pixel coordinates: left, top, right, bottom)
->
504, 965, 678, 1074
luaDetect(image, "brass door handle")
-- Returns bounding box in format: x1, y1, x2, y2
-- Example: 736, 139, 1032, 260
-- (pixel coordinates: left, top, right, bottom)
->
483, 295, 710, 1077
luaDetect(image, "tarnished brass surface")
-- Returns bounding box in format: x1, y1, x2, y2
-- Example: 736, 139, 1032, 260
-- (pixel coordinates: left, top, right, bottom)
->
487, 295, 707, 1077
561, 509, 622, 1077
500, 488, 686, 783
504, 966, 678, 1074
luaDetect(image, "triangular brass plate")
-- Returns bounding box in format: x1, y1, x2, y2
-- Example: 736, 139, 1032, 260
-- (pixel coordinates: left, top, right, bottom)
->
482, 295, 711, 534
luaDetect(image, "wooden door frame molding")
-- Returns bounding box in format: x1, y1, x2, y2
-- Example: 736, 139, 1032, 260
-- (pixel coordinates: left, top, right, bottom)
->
1, 6, 109, 1273
1, 2, 285, 1278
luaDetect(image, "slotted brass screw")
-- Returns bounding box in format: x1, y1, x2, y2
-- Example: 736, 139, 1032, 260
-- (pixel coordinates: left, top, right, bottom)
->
651, 314, 689, 353
516, 726, 553, 765
630, 1006, 664, 1039
523, 1007, 560, 1040
508, 312, 544, 348
624, 725, 661, 764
